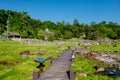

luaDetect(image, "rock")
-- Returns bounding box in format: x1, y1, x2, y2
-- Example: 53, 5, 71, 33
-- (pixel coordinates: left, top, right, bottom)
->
94, 66, 105, 72
20, 50, 30, 57
78, 72, 87, 77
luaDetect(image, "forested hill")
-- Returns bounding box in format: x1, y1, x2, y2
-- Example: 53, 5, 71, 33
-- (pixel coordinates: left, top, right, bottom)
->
0, 9, 120, 40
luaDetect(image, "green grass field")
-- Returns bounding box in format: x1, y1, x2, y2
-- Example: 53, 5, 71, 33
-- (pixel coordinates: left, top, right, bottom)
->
91, 44, 120, 52
0, 38, 79, 80
71, 56, 120, 80
0, 38, 120, 80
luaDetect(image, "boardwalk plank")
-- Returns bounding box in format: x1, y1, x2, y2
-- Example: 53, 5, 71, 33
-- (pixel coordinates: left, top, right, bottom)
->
38, 50, 73, 80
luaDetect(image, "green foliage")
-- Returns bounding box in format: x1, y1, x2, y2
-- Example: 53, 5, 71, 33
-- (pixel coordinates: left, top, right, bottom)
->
73, 19, 79, 26
37, 29, 44, 39
54, 30, 62, 40
91, 44, 120, 52
0, 9, 120, 40
63, 31, 73, 39
107, 28, 117, 39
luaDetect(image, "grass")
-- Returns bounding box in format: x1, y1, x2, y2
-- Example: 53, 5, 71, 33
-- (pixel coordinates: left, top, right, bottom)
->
91, 44, 120, 52
0, 38, 80, 80
71, 55, 120, 80
1, 38, 120, 80
70, 42, 120, 80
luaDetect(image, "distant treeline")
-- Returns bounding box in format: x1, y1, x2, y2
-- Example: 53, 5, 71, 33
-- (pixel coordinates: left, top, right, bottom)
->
0, 9, 120, 40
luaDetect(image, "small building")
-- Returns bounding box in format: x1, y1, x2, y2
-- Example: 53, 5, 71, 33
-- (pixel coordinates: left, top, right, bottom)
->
2, 31, 21, 38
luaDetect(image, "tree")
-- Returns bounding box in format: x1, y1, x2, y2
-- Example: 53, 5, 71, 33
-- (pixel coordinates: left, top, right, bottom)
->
6, 10, 12, 38
54, 30, 62, 40
0, 24, 5, 35
0, 9, 120, 40
107, 28, 117, 39
37, 29, 44, 39
90, 31, 99, 40
63, 31, 73, 39
73, 19, 79, 26
84, 27, 92, 39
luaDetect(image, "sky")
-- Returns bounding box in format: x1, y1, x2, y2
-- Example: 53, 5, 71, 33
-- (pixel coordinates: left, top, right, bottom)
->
0, 0, 120, 24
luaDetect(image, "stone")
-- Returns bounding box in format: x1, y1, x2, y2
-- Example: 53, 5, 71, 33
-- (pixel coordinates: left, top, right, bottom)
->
78, 72, 87, 77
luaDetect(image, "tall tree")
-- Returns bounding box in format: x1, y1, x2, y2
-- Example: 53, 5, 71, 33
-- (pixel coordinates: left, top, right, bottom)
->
73, 19, 79, 26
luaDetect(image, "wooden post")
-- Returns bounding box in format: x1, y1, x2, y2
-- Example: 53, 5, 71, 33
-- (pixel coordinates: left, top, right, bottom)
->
70, 70, 75, 80
33, 70, 39, 80
39, 63, 45, 72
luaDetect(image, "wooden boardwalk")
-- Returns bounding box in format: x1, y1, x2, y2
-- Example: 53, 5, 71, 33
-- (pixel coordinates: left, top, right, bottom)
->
38, 50, 74, 80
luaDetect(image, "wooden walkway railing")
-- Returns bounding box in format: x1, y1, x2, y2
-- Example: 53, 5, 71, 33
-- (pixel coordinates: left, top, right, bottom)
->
33, 50, 75, 80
